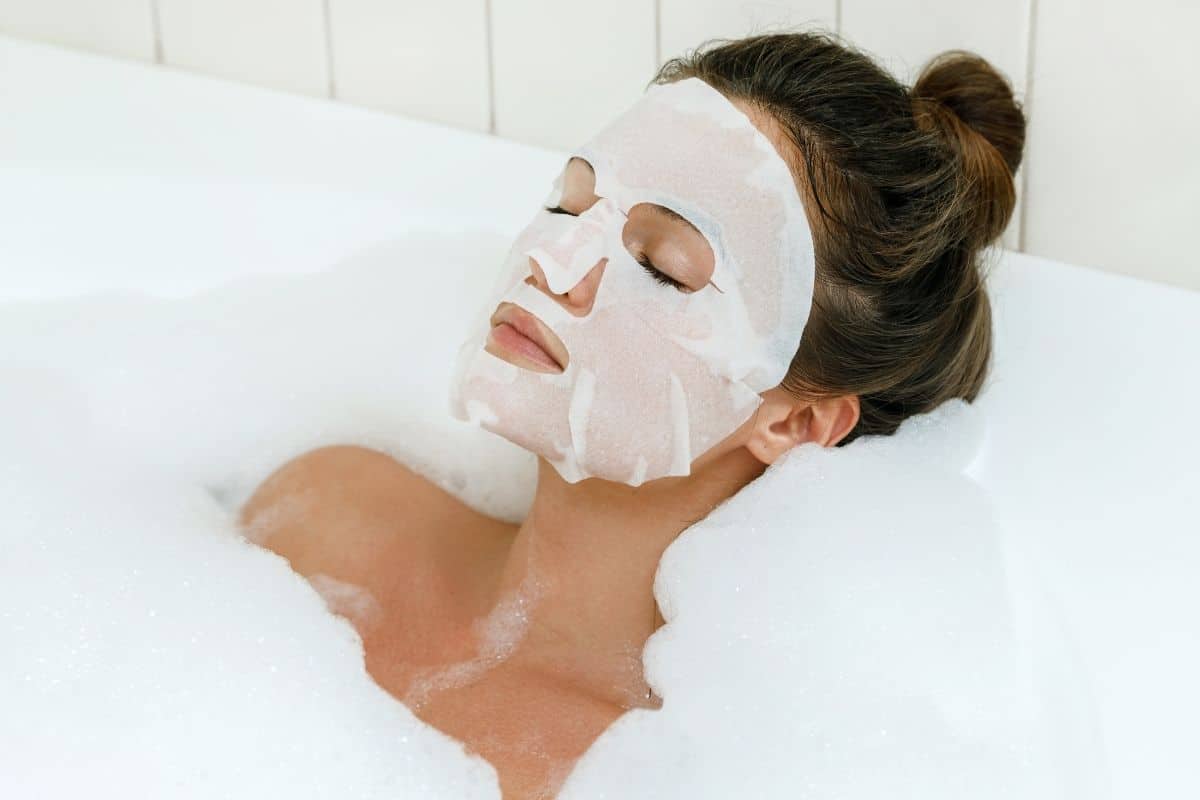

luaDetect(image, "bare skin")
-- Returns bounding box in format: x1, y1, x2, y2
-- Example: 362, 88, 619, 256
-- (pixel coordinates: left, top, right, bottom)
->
238, 97, 861, 799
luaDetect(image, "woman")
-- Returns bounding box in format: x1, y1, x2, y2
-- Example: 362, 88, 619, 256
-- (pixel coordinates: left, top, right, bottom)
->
239, 30, 1025, 800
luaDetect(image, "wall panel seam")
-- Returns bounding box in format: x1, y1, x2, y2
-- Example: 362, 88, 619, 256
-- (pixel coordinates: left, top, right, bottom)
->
321, 0, 336, 98
654, 0, 661, 67
149, 0, 164, 64
485, 0, 496, 134
1018, 0, 1039, 253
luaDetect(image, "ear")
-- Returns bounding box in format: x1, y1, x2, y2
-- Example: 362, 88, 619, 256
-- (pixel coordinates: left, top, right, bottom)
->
745, 389, 861, 465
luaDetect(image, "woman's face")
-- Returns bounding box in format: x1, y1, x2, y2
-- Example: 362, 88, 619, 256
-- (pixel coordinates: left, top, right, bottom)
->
450, 78, 816, 486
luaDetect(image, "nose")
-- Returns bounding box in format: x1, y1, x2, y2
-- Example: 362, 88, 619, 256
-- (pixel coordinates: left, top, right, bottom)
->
526, 255, 607, 316
523, 196, 620, 316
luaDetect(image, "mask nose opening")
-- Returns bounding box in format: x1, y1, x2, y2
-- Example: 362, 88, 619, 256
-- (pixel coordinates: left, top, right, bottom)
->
526, 196, 623, 296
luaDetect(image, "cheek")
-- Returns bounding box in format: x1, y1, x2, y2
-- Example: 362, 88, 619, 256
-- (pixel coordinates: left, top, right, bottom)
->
621, 287, 720, 349
647, 305, 714, 341
592, 247, 706, 331
555, 306, 761, 479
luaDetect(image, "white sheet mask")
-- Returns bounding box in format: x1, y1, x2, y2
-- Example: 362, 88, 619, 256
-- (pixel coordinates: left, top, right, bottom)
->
449, 77, 816, 486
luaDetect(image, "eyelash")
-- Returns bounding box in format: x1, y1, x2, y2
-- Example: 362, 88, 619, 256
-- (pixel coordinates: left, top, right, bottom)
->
543, 205, 686, 291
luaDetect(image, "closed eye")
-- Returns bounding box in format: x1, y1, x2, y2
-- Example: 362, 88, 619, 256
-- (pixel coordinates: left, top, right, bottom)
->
633, 252, 685, 290
542, 205, 689, 292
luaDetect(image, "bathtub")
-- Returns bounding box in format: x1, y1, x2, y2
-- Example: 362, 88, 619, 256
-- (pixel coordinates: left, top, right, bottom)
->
2, 34, 1197, 799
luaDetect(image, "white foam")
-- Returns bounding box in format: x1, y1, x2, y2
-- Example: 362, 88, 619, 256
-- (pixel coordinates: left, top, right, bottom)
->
563, 399, 1053, 798
0, 230, 1084, 799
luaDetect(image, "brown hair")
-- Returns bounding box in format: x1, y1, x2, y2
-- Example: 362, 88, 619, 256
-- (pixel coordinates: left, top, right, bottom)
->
652, 30, 1026, 445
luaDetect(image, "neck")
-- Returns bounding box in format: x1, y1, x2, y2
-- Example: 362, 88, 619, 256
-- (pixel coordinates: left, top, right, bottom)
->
484, 446, 765, 705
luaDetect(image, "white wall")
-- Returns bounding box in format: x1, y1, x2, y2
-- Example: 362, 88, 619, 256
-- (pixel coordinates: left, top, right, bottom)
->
1020, 0, 1200, 289
1, 0, 1196, 290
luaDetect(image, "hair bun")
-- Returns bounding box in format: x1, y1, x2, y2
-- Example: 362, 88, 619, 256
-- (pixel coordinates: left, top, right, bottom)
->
911, 50, 1026, 247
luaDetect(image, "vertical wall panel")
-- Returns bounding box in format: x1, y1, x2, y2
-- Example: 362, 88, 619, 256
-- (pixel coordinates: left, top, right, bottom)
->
327, 0, 489, 132
1023, 0, 1200, 291
157, 0, 329, 96
841, 0, 1032, 252
491, 0, 656, 151
0, 0, 155, 61
659, 0, 836, 66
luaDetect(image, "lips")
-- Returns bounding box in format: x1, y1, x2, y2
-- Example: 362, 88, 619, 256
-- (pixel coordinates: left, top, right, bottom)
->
487, 302, 569, 373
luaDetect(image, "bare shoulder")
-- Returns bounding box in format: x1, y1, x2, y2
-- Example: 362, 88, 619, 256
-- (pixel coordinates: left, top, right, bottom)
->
238, 444, 513, 587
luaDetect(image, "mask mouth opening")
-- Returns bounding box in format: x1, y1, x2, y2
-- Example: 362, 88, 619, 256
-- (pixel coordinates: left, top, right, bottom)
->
486, 301, 569, 373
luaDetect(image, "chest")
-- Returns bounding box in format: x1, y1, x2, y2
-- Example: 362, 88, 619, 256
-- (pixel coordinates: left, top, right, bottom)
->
360, 619, 624, 799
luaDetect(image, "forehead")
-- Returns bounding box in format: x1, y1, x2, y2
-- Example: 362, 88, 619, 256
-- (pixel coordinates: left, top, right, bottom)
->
570, 79, 802, 298
574, 81, 780, 203
571, 79, 802, 231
